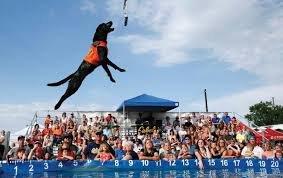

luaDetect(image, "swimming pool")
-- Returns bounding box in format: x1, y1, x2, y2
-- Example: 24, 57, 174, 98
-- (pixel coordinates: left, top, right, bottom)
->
1, 159, 282, 177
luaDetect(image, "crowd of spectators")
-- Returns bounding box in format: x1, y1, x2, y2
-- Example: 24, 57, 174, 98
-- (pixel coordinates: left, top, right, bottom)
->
3, 112, 283, 169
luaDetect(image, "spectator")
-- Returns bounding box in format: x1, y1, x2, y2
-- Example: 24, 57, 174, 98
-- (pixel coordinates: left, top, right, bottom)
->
139, 139, 159, 160
95, 143, 115, 161
57, 141, 75, 161
262, 142, 274, 159
6, 136, 30, 161
122, 141, 139, 160
195, 139, 211, 159
44, 114, 52, 125
173, 116, 180, 128
42, 123, 52, 137
27, 141, 44, 160
160, 141, 176, 161
178, 144, 191, 159
222, 139, 240, 158
222, 112, 231, 125
211, 113, 220, 125
0, 130, 5, 160
83, 131, 114, 160
241, 137, 263, 158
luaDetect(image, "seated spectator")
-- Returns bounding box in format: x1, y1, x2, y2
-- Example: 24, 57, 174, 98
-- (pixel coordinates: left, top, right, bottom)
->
160, 141, 176, 161
182, 136, 196, 158
114, 141, 124, 160
57, 141, 75, 161
262, 142, 275, 159
133, 139, 143, 154
52, 121, 63, 145
6, 136, 30, 161
28, 141, 44, 160
105, 114, 113, 126
139, 139, 159, 160
210, 141, 222, 159
218, 139, 227, 156
83, 131, 114, 160
222, 139, 240, 158
195, 139, 211, 159
78, 120, 88, 133
95, 143, 115, 161
31, 124, 42, 143
122, 141, 139, 160
42, 123, 53, 137
241, 143, 255, 158
0, 130, 5, 160
178, 144, 192, 159
275, 150, 282, 160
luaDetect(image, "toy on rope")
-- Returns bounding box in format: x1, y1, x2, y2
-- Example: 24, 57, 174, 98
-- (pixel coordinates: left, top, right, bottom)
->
123, 0, 128, 26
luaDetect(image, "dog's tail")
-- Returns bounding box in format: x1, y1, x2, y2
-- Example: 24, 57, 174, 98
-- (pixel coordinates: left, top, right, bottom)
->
47, 74, 73, 87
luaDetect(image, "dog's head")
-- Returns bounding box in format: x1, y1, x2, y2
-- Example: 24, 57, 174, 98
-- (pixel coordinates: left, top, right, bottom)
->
93, 21, 114, 42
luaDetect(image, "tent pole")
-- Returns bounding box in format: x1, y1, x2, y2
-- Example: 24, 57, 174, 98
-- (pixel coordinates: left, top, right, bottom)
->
123, 102, 125, 137
178, 107, 181, 126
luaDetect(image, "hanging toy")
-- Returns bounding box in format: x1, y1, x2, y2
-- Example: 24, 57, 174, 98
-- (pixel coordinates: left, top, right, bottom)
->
123, 0, 128, 26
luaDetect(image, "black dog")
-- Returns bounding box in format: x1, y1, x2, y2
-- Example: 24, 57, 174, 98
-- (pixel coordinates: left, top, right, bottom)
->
48, 21, 125, 110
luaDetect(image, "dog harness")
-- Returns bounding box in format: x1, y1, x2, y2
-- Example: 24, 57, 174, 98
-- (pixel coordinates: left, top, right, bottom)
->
84, 41, 107, 65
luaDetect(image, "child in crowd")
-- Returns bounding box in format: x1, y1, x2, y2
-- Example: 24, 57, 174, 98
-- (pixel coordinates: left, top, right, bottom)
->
95, 143, 115, 161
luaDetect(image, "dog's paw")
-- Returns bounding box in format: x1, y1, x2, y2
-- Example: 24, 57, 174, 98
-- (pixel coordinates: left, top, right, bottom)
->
118, 68, 126, 72
110, 78, 116, 83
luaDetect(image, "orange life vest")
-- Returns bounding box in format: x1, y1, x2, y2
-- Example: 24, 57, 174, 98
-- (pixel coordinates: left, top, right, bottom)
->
84, 41, 107, 65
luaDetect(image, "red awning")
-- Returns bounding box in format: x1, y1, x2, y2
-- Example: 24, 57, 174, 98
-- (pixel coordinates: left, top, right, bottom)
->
264, 128, 283, 141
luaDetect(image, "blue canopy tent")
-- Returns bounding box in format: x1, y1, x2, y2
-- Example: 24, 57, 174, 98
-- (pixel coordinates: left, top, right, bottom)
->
116, 94, 179, 112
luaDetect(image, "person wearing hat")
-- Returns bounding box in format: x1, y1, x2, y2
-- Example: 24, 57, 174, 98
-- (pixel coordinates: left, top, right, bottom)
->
83, 131, 114, 159
6, 136, 31, 161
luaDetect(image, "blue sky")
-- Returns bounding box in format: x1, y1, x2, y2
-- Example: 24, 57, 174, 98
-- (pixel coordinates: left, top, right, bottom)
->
0, 0, 282, 132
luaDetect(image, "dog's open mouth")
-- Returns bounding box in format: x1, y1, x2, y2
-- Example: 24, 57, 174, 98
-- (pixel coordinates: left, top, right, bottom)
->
106, 21, 114, 32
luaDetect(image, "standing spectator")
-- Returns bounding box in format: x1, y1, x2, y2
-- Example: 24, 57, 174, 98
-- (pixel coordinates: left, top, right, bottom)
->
173, 116, 180, 128
211, 113, 220, 126
0, 130, 5, 160
44, 114, 52, 125
191, 112, 198, 126
60, 112, 68, 127
222, 112, 231, 125
105, 114, 113, 126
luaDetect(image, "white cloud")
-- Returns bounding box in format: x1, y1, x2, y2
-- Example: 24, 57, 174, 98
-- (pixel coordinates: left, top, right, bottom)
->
80, 0, 96, 15
184, 84, 283, 116
107, 0, 283, 83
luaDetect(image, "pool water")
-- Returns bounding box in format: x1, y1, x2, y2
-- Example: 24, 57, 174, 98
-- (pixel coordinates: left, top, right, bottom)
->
4, 169, 282, 178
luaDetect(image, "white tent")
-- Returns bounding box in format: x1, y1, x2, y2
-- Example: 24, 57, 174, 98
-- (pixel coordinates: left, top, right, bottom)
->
9, 124, 44, 145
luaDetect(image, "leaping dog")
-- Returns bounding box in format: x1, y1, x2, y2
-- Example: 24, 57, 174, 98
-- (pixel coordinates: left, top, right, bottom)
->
47, 21, 125, 110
